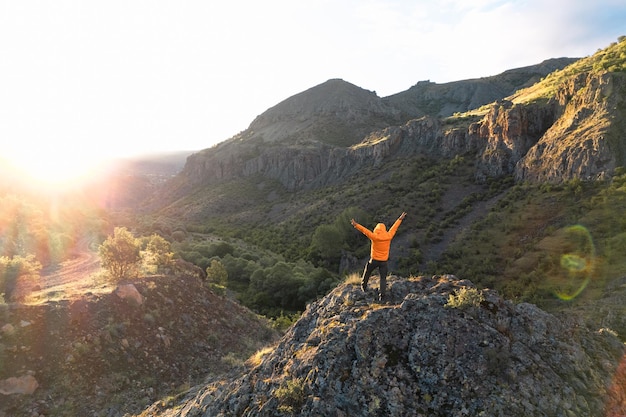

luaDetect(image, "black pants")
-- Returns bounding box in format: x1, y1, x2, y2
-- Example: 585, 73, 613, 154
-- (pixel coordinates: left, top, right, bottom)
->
361, 259, 388, 300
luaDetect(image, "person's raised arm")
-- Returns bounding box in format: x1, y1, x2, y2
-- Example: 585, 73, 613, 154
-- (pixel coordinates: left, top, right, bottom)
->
352, 219, 373, 238
389, 212, 407, 235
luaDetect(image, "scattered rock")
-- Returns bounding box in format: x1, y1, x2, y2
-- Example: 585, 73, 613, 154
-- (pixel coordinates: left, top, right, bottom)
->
0, 375, 39, 395
115, 283, 144, 306
1, 323, 15, 335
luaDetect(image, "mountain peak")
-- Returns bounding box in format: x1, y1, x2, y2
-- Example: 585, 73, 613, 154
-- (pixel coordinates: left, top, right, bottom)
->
244, 78, 401, 146
156, 275, 625, 416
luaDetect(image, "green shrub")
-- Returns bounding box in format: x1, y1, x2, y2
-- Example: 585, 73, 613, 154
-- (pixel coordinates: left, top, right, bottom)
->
206, 259, 228, 285
0, 254, 41, 300
445, 287, 484, 309
270, 311, 301, 332
275, 378, 306, 415
98, 227, 142, 282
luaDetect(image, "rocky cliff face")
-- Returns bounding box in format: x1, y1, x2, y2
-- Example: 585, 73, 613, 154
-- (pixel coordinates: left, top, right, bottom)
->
474, 100, 560, 180
181, 115, 480, 192
149, 275, 626, 417
515, 72, 626, 182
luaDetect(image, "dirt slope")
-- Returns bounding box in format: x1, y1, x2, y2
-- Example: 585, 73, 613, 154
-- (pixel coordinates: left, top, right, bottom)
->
1, 264, 279, 416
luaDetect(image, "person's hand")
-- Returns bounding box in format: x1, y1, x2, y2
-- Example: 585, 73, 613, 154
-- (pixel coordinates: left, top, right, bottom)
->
350, 218, 356, 226
400, 212, 407, 220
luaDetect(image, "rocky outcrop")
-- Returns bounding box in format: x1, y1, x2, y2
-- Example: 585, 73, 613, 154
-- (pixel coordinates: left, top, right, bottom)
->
475, 99, 560, 180
152, 275, 626, 416
515, 72, 626, 182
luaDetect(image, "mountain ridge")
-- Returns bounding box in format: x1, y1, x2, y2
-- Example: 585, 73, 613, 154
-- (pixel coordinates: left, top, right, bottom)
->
162, 47, 615, 200
385, 57, 579, 118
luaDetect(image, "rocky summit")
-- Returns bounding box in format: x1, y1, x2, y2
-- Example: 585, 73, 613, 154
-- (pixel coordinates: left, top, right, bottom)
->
147, 275, 626, 417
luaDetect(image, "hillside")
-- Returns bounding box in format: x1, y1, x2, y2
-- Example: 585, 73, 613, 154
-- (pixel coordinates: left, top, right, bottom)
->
144, 276, 626, 417
0, 269, 279, 416
151, 42, 624, 213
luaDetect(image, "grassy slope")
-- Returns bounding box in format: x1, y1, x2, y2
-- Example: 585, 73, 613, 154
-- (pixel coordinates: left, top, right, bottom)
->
158, 150, 626, 336
510, 37, 626, 105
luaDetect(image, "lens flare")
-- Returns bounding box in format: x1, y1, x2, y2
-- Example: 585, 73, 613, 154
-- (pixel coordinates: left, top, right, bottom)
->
555, 225, 595, 301
560, 253, 588, 272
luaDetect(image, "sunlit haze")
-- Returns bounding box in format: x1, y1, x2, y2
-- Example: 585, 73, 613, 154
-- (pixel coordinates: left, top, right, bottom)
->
1, 0, 625, 183
6, 146, 110, 188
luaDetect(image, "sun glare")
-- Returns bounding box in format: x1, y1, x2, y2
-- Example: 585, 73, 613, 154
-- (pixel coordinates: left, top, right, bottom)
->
6, 149, 110, 190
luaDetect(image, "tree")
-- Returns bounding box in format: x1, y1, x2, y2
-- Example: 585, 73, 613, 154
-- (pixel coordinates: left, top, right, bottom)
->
334, 207, 370, 247
206, 259, 228, 285
99, 227, 142, 282
309, 207, 371, 269
0, 254, 41, 300
144, 234, 174, 271
310, 225, 344, 263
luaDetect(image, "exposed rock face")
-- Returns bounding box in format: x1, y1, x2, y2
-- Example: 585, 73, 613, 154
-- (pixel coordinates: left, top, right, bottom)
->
515, 72, 626, 182
181, 116, 480, 192
155, 276, 626, 417
475, 100, 559, 180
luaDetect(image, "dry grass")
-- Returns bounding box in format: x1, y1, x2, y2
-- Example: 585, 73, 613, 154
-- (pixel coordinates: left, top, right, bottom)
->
344, 272, 361, 286
246, 345, 276, 368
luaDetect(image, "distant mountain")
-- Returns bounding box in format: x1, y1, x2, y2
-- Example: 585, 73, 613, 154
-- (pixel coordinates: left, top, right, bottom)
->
114, 151, 192, 177
154, 44, 625, 211
0, 151, 193, 210
168, 57, 582, 197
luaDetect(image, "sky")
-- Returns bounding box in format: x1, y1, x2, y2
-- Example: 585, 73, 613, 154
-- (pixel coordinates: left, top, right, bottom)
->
1, 0, 625, 180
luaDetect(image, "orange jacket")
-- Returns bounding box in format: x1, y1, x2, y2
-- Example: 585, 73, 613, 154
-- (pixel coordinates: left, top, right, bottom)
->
353, 218, 403, 261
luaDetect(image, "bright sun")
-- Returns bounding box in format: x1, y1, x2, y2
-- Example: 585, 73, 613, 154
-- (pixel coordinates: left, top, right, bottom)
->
6, 148, 110, 189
